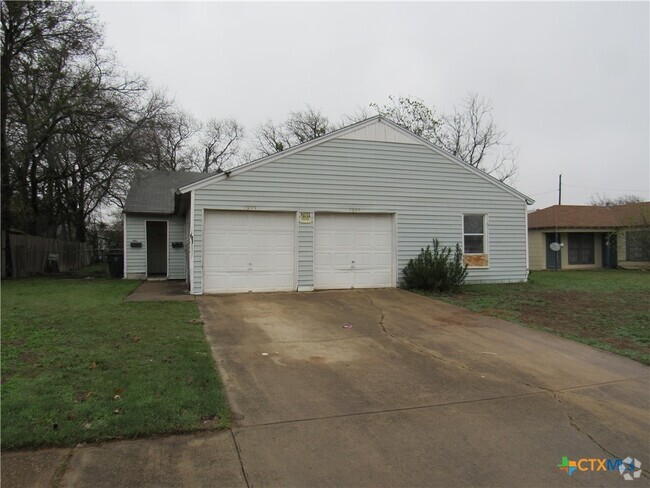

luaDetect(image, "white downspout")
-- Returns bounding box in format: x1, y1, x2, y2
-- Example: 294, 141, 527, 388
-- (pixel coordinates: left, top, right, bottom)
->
122, 213, 127, 279
189, 190, 195, 294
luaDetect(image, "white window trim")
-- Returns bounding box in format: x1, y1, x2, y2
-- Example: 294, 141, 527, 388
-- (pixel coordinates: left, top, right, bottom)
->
461, 213, 489, 268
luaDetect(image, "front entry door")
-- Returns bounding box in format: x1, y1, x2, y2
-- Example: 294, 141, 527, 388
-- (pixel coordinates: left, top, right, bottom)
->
146, 221, 167, 277
602, 233, 617, 268
545, 233, 561, 270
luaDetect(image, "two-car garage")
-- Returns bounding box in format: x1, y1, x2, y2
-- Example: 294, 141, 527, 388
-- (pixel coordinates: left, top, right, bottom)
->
202, 211, 394, 294
126, 118, 532, 290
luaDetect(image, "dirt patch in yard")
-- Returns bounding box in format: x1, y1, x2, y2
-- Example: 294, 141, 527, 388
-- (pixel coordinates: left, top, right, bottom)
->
518, 291, 649, 355
19, 352, 39, 365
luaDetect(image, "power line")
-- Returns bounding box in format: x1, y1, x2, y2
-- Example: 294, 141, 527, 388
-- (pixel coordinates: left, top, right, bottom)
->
563, 184, 648, 193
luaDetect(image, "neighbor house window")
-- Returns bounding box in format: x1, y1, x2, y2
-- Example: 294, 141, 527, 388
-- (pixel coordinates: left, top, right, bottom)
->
568, 233, 594, 264
625, 230, 650, 261
463, 214, 486, 254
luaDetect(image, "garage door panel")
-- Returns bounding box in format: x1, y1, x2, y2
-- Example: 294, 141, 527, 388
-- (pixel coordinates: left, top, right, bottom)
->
203, 211, 295, 293
314, 214, 393, 290
354, 270, 392, 288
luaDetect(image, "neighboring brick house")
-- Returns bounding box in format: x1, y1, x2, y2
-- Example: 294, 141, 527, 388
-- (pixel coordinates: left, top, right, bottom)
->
528, 202, 650, 270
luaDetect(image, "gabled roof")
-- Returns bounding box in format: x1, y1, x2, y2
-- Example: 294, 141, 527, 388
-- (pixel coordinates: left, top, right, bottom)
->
124, 170, 210, 214
178, 115, 533, 204
528, 202, 650, 229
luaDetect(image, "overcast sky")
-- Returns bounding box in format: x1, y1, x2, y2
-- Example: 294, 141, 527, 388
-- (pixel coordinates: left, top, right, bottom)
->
91, 1, 649, 209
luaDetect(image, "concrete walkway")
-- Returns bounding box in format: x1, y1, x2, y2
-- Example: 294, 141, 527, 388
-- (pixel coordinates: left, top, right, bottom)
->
124, 280, 195, 302
2, 432, 246, 488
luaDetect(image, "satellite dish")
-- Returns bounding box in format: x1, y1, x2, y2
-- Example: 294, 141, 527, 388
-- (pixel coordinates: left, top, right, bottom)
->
549, 242, 561, 252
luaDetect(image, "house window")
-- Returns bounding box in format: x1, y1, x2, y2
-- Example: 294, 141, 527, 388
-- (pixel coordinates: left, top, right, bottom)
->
463, 214, 486, 254
568, 233, 594, 264
626, 230, 650, 261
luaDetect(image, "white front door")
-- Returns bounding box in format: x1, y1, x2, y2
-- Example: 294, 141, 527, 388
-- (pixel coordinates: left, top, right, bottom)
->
203, 211, 295, 293
314, 213, 393, 289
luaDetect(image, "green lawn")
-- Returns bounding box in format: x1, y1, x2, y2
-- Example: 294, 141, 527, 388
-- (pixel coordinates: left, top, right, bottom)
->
1, 279, 230, 449
434, 270, 650, 365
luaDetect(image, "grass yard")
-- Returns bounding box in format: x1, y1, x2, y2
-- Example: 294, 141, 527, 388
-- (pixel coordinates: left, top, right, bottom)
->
1, 279, 229, 450
435, 270, 650, 365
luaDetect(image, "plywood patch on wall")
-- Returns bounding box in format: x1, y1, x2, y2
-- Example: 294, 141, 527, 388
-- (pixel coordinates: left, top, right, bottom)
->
464, 254, 488, 267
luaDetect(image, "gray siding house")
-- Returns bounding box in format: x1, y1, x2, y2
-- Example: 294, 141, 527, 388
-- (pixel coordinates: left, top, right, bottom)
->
123, 116, 533, 294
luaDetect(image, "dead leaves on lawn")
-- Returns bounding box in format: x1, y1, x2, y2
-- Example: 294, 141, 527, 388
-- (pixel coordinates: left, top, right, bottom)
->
74, 390, 93, 403
124, 333, 141, 344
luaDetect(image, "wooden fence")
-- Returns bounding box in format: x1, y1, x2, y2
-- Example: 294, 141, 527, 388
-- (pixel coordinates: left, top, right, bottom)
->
5, 232, 92, 278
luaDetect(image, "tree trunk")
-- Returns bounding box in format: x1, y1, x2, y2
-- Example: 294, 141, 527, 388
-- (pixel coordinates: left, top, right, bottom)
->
1, 10, 15, 276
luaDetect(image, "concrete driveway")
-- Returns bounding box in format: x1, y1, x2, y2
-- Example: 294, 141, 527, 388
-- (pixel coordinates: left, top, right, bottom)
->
200, 288, 649, 488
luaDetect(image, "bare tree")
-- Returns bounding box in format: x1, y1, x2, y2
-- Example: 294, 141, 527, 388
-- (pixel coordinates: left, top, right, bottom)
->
122, 107, 200, 172
285, 105, 332, 143
252, 105, 333, 158
52, 86, 170, 241
437, 94, 517, 182
1, 0, 175, 250
158, 109, 200, 171
253, 119, 292, 157
2, 1, 102, 272
370, 93, 518, 183
339, 105, 373, 126
197, 118, 243, 173
590, 193, 644, 206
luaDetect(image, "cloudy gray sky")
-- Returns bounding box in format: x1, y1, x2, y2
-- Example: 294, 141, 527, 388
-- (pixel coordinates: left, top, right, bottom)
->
92, 1, 649, 209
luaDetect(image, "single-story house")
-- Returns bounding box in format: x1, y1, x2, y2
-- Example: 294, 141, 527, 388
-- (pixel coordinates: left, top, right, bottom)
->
123, 116, 534, 294
528, 202, 650, 270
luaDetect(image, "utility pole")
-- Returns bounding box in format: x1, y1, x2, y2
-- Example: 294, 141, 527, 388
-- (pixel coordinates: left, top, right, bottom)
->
554, 173, 562, 270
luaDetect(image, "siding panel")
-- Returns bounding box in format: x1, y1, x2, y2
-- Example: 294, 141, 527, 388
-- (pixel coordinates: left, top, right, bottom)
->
125, 214, 146, 278
192, 139, 528, 293
124, 214, 187, 280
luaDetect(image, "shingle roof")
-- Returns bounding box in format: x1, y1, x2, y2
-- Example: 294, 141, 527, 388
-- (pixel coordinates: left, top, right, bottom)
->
528, 202, 650, 229
124, 171, 210, 214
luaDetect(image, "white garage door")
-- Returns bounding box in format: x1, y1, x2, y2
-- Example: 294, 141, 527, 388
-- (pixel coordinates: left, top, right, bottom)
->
314, 213, 393, 289
203, 211, 295, 293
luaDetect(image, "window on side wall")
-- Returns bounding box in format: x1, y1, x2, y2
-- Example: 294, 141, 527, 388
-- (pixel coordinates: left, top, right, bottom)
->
463, 214, 486, 255
568, 233, 594, 264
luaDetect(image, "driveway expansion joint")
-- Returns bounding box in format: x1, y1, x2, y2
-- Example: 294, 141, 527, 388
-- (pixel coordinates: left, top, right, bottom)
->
556, 376, 648, 392
214, 336, 363, 349
236, 390, 546, 429
50, 447, 74, 488
230, 430, 251, 488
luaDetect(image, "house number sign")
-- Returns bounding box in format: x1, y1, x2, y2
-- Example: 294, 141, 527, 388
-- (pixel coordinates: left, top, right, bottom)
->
299, 212, 313, 224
